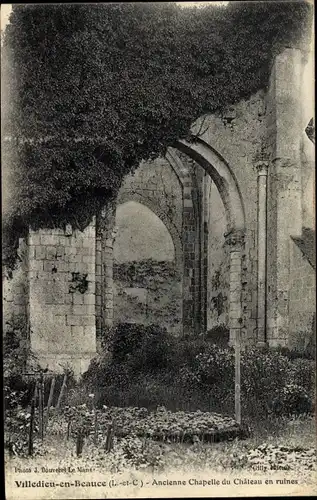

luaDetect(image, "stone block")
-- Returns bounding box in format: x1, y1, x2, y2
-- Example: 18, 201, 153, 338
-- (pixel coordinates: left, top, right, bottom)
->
67, 254, 82, 264
83, 238, 95, 248
81, 315, 95, 326
71, 325, 84, 337
29, 233, 41, 245
105, 309, 113, 319
84, 326, 95, 337
42, 278, 67, 305
50, 228, 64, 235
73, 294, 84, 305
70, 305, 85, 316
40, 234, 60, 246
82, 246, 95, 256
28, 246, 36, 259
229, 272, 241, 283
82, 255, 94, 264
84, 294, 95, 305
46, 246, 57, 260
74, 262, 90, 273
43, 260, 64, 273
65, 294, 73, 305
65, 246, 77, 256
84, 225, 95, 238
30, 260, 44, 272
230, 318, 242, 329
61, 236, 72, 246
184, 199, 193, 208
66, 315, 81, 326
66, 315, 95, 326
87, 272, 96, 282
14, 294, 26, 305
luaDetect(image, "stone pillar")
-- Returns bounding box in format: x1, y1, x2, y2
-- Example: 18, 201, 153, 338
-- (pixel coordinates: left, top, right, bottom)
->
182, 182, 197, 336
102, 230, 117, 328
225, 230, 245, 345
200, 172, 209, 333
266, 48, 304, 346
97, 200, 116, 335
95, 233, 102, 344
28, 222, 97, 377
256, 161, 268, 346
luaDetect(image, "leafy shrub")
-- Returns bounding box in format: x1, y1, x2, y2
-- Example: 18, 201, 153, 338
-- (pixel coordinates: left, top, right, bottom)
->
273, 345, 315, 361
3, 317, 38, 410
206, 324, 230, 346
194, 345, 235, 403
288, 358, 316, 394
271, 384, 313, 417
240, 347, 294, 417
110, 323, 171, 365
83, 324, 315, 418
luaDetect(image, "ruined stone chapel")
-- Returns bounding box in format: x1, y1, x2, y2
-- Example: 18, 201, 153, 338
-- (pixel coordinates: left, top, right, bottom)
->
3, 47, 315, 375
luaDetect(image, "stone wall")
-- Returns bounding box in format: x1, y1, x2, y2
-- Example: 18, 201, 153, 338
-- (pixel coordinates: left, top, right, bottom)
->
27, 223, 97, 375
117, 157, 183, 241
206, 181, 230, 330
113, 259, 182, 336
192, 89, 266, 342
112, 196, 183, 335
265, 48, 314, 347
288, 240, 315, 353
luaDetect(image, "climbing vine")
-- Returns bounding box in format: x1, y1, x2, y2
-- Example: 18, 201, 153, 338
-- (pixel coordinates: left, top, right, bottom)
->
2, 1, 312, 270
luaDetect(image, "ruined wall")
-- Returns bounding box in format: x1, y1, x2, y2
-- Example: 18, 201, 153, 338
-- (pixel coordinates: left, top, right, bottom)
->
194, 89, 267, 342
3, 47, 314, 373
206, 181, 230, 331
117, 157, 183, 241
113, 162, 184, 335
287, 241, 315, 353
27, 223, 96, 375
113, 259, 182, 336
265, 48, 315, 347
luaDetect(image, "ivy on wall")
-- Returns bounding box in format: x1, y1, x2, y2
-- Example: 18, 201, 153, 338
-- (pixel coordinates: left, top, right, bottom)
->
2, 1, 312, 270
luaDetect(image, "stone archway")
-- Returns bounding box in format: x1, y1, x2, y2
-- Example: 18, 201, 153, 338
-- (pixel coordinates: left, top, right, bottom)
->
176, 138, 245, 232
174, 138, 246, 345
116, 192, 184, 272
97, 138, 246, 344
113, 196, 184, 335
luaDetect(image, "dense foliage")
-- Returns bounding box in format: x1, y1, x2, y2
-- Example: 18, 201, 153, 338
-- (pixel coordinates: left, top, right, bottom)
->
3, 317, 37, 410
2, 1, 312, 269
83, 324, 315, 418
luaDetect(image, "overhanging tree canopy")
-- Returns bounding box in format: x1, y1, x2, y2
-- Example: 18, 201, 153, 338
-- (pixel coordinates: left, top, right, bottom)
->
2, 1, 312, 270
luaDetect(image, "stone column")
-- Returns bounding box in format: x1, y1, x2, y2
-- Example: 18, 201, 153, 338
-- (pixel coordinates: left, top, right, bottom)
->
95, 234, 102, 341
102, 229, 117, 329
256, 161, 268, 346
182, 183, 197, 336
265, 48, 304, 346
225, 229, 245, 345
97, 200, 116, 336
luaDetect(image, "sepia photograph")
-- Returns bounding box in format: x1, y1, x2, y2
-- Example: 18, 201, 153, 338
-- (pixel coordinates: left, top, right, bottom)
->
1, 1, 316, 498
